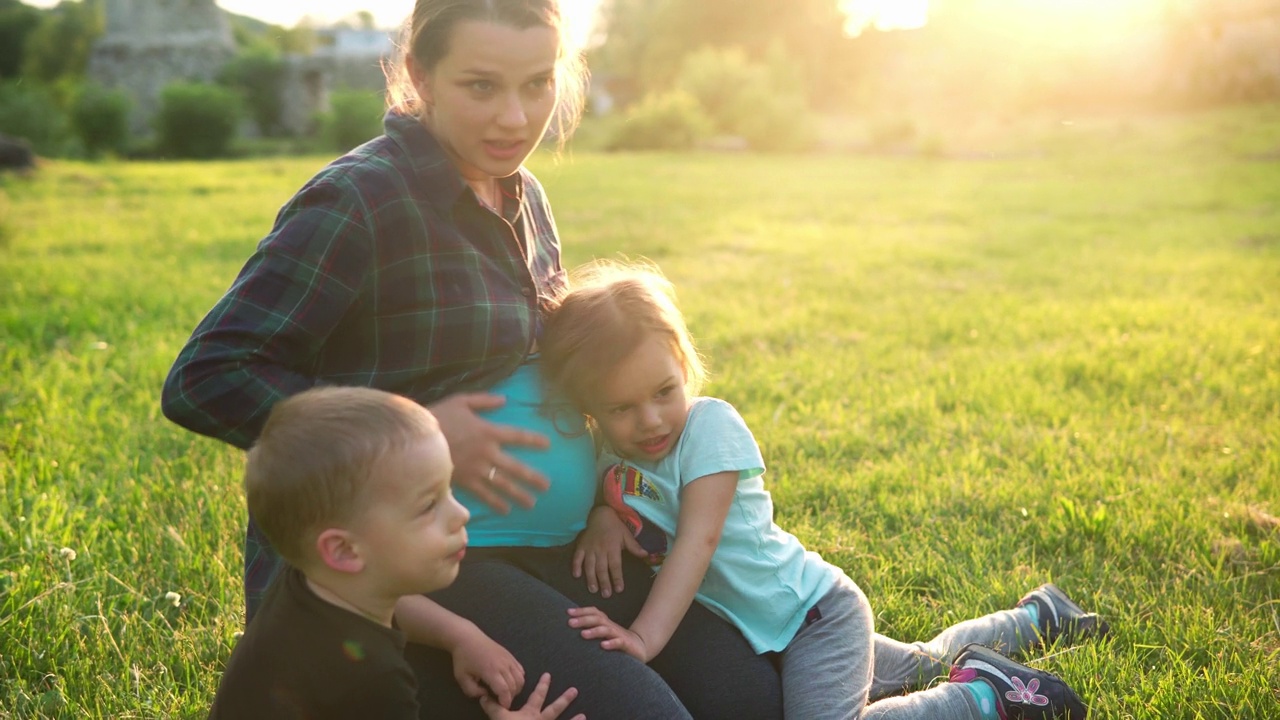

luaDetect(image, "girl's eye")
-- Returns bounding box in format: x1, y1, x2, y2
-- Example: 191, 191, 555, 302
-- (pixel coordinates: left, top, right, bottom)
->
421, 499, 438, 515
656, 386, 674, 399
469, 80, 494, 92
610, 405, 630, 416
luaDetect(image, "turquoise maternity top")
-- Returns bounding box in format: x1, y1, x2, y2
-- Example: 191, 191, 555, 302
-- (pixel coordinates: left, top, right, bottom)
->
457, 358, 597, 547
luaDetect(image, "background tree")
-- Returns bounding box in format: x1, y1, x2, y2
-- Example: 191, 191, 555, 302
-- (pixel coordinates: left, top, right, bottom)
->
0, 0, 42, 80
592, 0, 856, 109
219, 47, 287, 136
22, 0, 103, 83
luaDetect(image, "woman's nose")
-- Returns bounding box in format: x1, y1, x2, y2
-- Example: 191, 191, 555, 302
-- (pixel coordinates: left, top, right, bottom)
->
496, 93, 528, 129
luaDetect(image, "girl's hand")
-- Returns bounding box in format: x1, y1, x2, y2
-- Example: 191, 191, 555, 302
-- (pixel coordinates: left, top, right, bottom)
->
566, 607, 652, 663
451, 629, 526, 710
572, 507, 647, 598
479, 672, 584, 720
430, 393, 551, 514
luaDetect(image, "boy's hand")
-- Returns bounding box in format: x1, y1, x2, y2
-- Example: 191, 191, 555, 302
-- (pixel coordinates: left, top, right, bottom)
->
566, 606, 651, 662
572, 507, 646, 598
480, 673, 584, 720
452, 629, 525, 709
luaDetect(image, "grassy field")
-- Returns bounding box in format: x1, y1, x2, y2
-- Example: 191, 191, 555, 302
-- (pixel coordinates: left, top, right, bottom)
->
2, 104, 1279, 718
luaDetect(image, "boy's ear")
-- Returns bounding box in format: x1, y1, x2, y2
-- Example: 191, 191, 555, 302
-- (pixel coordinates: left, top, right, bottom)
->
315, 528, 365, 574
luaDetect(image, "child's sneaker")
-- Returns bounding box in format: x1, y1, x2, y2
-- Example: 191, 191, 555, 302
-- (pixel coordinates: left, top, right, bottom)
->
1016, 584, 1109, 644
950, 643, 1087, 719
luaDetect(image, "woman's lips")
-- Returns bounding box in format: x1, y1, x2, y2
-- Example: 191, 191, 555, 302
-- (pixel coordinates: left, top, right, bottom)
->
484, 139, 524, 160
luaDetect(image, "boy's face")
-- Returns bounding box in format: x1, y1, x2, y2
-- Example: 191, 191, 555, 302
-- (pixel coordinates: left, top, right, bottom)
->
350, 433, 469, 596
587, 332, 692, 463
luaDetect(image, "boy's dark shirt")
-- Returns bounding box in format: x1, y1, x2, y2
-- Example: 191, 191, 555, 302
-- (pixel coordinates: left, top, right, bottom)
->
209, 565, 419, 719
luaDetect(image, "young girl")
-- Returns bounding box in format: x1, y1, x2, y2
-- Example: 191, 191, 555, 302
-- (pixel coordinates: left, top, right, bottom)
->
540, 264, 1106, 720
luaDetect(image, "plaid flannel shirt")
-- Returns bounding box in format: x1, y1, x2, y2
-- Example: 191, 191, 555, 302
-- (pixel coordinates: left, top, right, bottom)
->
161, 112, 568, 616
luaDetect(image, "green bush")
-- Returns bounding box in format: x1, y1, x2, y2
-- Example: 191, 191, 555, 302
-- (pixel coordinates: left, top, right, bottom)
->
155, 82, 240, 159
0, 80, 70, 156
219, 47, 287, 137
318, 90, 385, 152
71, 84, 130, 158
607, 91, 712, 151
674, 47, 815, 152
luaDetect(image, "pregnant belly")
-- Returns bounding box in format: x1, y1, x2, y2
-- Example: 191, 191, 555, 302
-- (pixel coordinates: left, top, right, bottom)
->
456, 361, 597, 547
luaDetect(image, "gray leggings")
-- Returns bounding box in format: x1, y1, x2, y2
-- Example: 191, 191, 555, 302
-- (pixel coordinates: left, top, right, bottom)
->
781, 575, 1040, 719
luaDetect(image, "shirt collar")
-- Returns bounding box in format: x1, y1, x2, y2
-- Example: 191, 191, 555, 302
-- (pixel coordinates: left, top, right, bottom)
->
384, 111, 525, 216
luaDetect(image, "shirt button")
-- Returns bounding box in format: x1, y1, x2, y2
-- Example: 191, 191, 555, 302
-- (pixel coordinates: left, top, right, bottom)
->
522, 287, 533, 297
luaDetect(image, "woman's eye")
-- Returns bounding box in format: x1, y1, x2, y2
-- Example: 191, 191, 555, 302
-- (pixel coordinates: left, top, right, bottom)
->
469, 80, 494, 92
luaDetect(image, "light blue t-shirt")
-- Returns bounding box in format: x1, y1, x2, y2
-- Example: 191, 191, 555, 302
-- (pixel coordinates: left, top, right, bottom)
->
458, 359, 597, 547
598, 397, 845, 653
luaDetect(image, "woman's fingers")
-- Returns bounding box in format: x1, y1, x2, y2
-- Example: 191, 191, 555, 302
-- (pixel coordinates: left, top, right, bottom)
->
429, 393, 551, 513
460, 475, 513, 515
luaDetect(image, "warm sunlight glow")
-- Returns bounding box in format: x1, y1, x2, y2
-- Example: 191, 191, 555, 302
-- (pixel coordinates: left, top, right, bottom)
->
209, 1, 600, 45
840, 0, 1169, 38
840, 0, 928, 36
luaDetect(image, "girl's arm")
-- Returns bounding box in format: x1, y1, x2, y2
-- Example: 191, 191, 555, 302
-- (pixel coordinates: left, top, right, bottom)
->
570, 471, 737, 662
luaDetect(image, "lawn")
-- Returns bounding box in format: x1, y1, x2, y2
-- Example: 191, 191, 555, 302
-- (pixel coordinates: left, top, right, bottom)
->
2, 104, 1278, 718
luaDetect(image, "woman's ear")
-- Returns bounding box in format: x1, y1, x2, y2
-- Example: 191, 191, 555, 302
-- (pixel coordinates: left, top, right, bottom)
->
406, 55, 434, 110
315, 528, 365, 574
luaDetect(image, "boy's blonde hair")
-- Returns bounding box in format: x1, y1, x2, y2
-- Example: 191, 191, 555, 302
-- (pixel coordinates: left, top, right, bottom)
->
245, 387, 442, 568
540, 261, 706, 414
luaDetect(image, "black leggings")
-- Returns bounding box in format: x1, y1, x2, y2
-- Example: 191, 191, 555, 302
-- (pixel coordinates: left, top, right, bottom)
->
409, 544, 783, 720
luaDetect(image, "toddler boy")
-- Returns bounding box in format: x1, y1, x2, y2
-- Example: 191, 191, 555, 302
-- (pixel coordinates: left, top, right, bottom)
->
209, 386, 581, 720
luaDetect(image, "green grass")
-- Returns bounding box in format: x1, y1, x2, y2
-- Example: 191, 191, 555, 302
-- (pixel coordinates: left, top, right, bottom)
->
3, 104, 1279, 718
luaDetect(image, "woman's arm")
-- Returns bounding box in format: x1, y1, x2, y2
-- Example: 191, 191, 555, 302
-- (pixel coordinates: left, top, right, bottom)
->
569, 471, 737, 662
161, 181, 373, 449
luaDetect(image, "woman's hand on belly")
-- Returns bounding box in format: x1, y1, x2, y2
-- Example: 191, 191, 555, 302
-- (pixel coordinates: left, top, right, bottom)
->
430, 392, 551, 514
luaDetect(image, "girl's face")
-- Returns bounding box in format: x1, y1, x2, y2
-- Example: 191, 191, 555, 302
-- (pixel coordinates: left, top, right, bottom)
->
411, 20, 560, 183
588, 333, 692, 463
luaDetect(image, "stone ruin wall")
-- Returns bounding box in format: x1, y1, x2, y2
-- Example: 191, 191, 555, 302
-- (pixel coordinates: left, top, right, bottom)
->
89, 0, 236, 136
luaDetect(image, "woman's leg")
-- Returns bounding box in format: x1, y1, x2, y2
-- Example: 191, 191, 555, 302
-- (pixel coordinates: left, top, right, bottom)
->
523, 546, 785, 720
413, 552, 691, 720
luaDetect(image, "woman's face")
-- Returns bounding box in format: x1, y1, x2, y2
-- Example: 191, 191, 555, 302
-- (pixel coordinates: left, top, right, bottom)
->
412, 20, 560, 183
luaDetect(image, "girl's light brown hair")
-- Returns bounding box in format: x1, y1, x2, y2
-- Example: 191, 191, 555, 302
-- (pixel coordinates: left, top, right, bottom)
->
384, 0, 588, 149
540, 261, 707, 415
244, 387, 442, 568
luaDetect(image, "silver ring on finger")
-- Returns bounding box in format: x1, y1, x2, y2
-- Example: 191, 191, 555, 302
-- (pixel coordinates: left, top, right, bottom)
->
486, 465, 498, 483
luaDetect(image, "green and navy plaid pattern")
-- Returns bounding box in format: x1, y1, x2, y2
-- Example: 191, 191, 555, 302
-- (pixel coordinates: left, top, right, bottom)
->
161, 112, 568, 616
